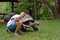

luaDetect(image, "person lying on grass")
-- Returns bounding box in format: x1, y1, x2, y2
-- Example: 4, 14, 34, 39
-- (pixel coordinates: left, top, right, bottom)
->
6, 12, 31, 35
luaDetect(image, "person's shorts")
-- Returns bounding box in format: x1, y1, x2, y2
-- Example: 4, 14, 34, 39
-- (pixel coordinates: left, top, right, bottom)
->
7, 20, 27, 32
7, 20, 17, 31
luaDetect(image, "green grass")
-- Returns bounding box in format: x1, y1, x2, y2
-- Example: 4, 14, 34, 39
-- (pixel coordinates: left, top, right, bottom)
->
0, 20, 60, 40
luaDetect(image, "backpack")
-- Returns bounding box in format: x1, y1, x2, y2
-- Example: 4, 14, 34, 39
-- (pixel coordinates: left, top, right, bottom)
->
4, 13, 15, 22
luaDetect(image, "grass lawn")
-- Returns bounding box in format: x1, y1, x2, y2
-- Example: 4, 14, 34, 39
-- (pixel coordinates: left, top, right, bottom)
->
0, 20, 60, 40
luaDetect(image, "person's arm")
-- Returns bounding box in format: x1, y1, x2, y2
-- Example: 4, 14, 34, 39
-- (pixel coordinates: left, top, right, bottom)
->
14, 17, 23, 35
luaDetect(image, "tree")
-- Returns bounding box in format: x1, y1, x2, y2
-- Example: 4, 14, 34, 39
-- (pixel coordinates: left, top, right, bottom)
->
38, 0, 60, 18
55, 0, 60, 18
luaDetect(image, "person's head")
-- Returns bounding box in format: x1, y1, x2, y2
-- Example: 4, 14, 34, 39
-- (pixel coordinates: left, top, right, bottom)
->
20, 12, 25, 18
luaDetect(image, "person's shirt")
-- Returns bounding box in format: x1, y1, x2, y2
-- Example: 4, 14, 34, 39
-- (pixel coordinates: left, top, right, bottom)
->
11, 14, 21, 20
7, 14, 21, 27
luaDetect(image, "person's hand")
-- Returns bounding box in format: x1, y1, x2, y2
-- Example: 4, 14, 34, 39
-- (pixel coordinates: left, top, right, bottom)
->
14, 30, 23, 35
14, 32, 19, 35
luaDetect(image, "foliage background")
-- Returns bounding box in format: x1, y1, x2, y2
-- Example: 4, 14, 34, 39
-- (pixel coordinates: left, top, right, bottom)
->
0, 0, 55, 20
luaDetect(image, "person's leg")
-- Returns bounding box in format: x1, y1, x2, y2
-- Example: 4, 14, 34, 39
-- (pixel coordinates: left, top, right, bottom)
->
6, 28, 15, 33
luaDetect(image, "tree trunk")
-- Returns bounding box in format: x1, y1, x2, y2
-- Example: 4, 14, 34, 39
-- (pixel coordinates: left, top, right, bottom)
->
40, 0, 55, 18
55, 0, 60, 18
34, 0, 37, 20
38, 0, 60, 18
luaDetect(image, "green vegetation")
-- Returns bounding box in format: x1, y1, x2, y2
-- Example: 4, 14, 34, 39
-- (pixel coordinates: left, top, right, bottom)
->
0, 20, 60, 40
0, 2, 11, 13
0, 0, 60, 40
0, 0, 55, 20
